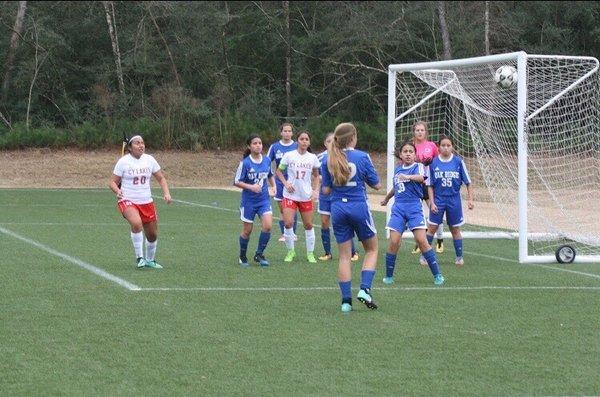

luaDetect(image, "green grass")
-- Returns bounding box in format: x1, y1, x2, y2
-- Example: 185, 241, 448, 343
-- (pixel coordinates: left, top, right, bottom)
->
1, 188, 599, 396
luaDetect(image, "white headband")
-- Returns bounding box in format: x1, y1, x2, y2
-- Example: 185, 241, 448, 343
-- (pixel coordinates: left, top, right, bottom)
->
128, 135, 143, 144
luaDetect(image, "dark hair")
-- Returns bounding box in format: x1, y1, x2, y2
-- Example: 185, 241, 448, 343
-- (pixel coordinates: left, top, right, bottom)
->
127, 134, 143, 147
394, 141, 417, 159
243, 134, 262, 158
279, 122, 294, 133
438, 135, 453, 146
297, 130, 313, 153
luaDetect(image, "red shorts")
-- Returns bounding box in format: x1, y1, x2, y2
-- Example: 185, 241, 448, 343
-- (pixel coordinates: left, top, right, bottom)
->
118, 200, 157, 224
282, 198, 313, 213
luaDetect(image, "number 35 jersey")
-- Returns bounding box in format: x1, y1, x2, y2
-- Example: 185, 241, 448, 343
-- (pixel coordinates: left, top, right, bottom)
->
113, 153, 161, 204
427, 154, 471, 198
279, 150, 320, 201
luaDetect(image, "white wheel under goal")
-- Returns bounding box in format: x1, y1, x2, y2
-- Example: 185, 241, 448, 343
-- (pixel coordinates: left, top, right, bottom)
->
555, 245, 576, 264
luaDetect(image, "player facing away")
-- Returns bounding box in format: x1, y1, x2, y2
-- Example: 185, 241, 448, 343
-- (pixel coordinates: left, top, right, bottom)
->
317, 133, 360, 262
234, 134, 276, 267
321, 123, 382, 313
109, 135, 172, 269
275, 131, 321, 263
380, 142, 445, 285
412, 120, 445, 254
266, 123, 299, 242
426, 135, 474, 267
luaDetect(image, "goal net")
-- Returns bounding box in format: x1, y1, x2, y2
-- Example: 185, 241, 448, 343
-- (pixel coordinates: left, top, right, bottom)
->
388, 52, 600, 263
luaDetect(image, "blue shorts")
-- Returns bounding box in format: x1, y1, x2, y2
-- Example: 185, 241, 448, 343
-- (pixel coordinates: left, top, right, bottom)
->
429, 195, 464, 227
318, 196, 331, 215
274, 179, 284, 201
239, 200, 272, 223
387, 201, 427, 233
331, 200, 377, 243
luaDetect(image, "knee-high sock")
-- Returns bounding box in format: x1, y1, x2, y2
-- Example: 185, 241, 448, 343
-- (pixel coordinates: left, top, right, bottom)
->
131, 231, 144, 259
436, 223, 444, 239
339, 280, 352, 303
427, 234, 434, 245
239, 235, 249, 258
422, 248, 440, 276
360, 270, 376, 290
256, 231, 270, 254
305, 228, 315, 252
284, 227, 295, 250
454, 239, 463, 258
145, 239, 157, 261
385, 253, 397, 278
321, 228, 331, 255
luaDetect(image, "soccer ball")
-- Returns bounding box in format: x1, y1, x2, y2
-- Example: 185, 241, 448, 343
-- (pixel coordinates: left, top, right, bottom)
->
494, 65, 518, 88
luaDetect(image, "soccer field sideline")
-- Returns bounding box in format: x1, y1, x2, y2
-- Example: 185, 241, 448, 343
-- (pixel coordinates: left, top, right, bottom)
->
1, 189, 599, 293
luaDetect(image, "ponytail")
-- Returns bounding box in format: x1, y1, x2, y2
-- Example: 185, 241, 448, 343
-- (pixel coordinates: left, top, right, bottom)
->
327, 123, 356, 186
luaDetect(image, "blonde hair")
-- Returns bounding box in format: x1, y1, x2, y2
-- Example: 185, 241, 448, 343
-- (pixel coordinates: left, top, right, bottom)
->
327, 123, 357, 186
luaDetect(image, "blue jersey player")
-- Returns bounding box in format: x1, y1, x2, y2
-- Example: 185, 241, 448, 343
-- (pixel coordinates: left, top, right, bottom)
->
317, 133, 360, 262
234, 134, 276, 267
380, 142, 444, 285
426, 136, 474, 267
266, 123, 299, 241
321, 123, 381, 313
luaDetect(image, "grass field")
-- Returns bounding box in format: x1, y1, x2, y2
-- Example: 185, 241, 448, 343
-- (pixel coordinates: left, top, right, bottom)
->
1, 188, 599, 396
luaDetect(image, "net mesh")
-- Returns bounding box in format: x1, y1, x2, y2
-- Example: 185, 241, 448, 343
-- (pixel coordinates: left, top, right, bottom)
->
393, 55, 600, 258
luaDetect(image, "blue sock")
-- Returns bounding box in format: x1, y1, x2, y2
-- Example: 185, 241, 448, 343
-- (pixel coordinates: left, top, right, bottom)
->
239, 235, 249, 258
426, 234, 434, 245
385, 253, 397, 278
321, 228, 331, 255
351, 239, 357, 255
293, 213, 298, 233
423, 248, 440, 276
278, 219, 285, 235
454, 239, 463, 258
360, 270, 376, 290
256, 231, 270, 254
339, 280, 352, 302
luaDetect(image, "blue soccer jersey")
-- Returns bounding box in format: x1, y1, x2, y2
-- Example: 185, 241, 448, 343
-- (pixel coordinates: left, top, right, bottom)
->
320, 149, 380, 202
427, 154, 471, 197
393, 162, 427, 203
234, 154, 273, 204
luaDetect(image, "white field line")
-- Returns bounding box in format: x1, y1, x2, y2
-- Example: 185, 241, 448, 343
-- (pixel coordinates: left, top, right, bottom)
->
139, 286, 600, 292
0, 225, 141, 291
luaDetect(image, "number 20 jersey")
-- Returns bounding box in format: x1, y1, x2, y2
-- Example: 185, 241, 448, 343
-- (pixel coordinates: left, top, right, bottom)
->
113, 153, 161, 204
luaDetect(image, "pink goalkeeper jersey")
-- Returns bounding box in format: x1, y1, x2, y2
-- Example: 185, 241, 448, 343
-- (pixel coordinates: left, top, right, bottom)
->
414, 141, 439, 164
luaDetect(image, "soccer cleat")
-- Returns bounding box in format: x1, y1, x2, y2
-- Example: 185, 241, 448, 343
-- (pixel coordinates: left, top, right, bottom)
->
136, 257, 147, 269
145, 260, 163, 269
278, 235, 286, 242
307, 252, 317, 263
318, 253, 332, 261
341, 303, 352, 313
382, 276, 394, 285
351, 252, 359, 262
419, 255, 428, 267
436, 240, 444, 253
434, 274, 445, 285
411, 244, 421, 254
284, 249, 296, 262
455, 257, 464, 267
239, 256, 249, 267
357, 288, 378, 310
253, 253, 269, 267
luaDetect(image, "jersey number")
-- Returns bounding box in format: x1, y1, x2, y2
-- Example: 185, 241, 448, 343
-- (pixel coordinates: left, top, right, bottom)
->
344, 163, 357, 186
441, 177, 452, 187
133, 176, 147, 185
295, 170, 306, 179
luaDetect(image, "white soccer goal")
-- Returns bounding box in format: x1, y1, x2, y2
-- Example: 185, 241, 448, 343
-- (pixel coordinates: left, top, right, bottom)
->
387, 51, 600, 263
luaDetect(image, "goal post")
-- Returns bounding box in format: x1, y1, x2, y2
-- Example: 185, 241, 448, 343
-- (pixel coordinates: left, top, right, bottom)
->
387, 51, 600, 264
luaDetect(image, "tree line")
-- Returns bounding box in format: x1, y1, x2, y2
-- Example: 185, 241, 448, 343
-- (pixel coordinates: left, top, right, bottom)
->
1, 1, 599, 150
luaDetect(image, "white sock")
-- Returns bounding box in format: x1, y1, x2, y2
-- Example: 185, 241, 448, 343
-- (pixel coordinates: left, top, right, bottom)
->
305, 228, 315, 252
284, 227, 295, 250
145, 239, 157, 261
436, 223, 444, 239
130, 231, 144, 258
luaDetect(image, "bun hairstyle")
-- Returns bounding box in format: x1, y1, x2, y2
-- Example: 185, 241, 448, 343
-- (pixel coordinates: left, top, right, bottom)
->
327, 122, 357, 186
243, 134, 262, 158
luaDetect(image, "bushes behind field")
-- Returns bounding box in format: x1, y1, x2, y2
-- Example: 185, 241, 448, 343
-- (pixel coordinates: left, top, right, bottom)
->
0, 115, 387, 152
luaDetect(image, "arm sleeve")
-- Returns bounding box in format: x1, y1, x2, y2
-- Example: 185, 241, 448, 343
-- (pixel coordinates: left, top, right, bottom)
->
149, 155, 161, 173
266, 144, 275, 162
313, 154, 321, 169
460, 159, 472, 185
424, 164, 432, 185
362, 154, 380, 186
321, 160, 332, 188
278, 152, 289, 171
234, 161, 246, 184
112, 158, 124, 176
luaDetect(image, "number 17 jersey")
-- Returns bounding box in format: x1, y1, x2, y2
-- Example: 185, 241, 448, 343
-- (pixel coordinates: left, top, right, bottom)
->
279, 150, 320, 201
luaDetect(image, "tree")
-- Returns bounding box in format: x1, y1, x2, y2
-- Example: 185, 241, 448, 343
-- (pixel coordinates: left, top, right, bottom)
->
2, 1, 27, 102
102, 1, 125, 96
